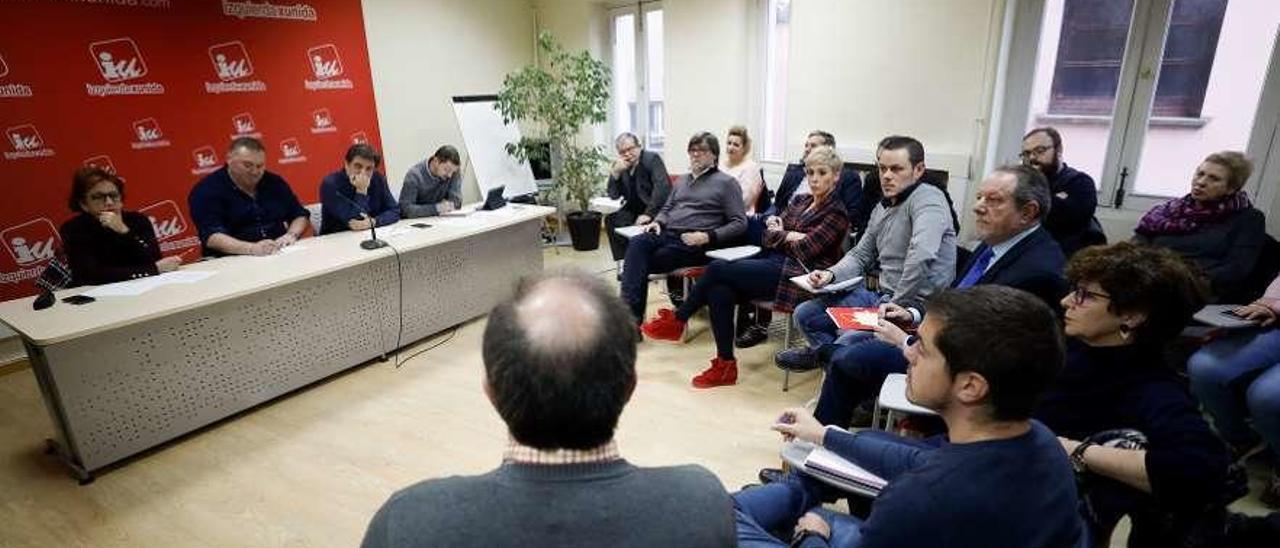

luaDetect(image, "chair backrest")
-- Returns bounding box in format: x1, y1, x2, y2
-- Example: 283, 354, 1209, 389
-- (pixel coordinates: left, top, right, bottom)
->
755, 166, 774, 212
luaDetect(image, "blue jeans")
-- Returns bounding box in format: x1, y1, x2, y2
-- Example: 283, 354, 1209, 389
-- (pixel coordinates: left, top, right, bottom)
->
791, 286, 885, 347
814, 338, 909, 426
619, 232, 709, 322
675, 254, 784, 359
734, 475, 865, 547
1187, 328, 1280, 453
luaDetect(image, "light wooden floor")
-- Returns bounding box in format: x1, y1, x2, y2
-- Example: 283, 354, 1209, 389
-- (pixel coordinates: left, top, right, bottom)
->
0, 242, 1270, 547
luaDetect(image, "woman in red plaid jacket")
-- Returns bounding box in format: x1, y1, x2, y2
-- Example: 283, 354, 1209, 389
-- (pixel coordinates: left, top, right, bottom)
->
642, 146, 851, 388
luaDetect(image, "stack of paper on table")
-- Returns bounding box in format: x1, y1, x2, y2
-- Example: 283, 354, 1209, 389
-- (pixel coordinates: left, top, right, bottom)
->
789, 275, 863, 294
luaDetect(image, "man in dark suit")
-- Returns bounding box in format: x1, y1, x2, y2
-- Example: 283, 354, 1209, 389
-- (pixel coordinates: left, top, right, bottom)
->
1022, 127, 1105, 257
768, 130, 862, 221
604, 133, 672, 261
760, 166, 1066, 468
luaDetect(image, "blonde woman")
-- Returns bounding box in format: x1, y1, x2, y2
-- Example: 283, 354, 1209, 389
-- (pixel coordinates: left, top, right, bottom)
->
722, 125, 765, 214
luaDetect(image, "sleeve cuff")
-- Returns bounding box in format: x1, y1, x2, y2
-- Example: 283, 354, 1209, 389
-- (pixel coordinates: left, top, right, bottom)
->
909, 307, 922, 324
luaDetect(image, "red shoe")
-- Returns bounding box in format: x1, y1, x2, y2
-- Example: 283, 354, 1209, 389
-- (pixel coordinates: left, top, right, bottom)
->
641, 309, 686, 341
692, 357, 738, 388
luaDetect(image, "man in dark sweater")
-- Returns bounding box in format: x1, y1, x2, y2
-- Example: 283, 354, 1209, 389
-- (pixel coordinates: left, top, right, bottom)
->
604, 132, 672, 261
188, 137, 310, 257
361, 271, 735, 548
736, 286, 1087, 547
1022, 127, 1104, 257
620, 131, 746, 322
318, 144, 400, 235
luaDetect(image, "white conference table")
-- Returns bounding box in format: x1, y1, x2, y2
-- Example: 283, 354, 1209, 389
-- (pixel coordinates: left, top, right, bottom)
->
0, 204, 552, 482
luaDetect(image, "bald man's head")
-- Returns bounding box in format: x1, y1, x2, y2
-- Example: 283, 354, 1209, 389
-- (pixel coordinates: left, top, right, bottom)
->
482, 270, 638, 450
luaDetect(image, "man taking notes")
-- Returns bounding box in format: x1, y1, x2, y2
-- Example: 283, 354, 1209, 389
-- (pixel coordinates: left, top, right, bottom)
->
319, 144, 399, 235
735, 286, 1087, 548
189, 137, 310, 256
399, 145, 463, 218
361, 270, 735, 548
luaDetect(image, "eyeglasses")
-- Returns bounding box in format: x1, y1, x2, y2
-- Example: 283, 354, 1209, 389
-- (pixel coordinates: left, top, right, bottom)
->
1019, 145, 1054, 160
88, 191, 122, 203
1069, 285, 1111, 306
687, 146, 711, 155
617, 144, 639, 155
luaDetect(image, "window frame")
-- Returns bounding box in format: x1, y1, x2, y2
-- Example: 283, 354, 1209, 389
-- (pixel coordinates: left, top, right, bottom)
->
607, 2, 664, 151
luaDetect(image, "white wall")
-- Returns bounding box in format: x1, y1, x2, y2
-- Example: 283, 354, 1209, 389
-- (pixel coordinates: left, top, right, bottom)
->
361, 0, 536, 202
663, 0, 754, 173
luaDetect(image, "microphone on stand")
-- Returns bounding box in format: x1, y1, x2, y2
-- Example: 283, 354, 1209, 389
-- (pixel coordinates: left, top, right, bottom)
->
336, 190, 388, 250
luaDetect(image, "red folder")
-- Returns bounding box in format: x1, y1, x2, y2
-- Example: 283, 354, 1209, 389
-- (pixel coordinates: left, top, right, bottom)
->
826, 307, 881, 331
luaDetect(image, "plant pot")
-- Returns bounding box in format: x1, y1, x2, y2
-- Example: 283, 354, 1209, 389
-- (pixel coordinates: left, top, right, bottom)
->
565, 210, 603, 251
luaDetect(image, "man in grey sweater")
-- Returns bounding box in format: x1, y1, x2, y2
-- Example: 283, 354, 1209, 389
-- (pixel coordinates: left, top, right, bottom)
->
619, 131, 747, 322
399, 145, 463, 218
776, 136, 956, 371
361, 270, 735, 548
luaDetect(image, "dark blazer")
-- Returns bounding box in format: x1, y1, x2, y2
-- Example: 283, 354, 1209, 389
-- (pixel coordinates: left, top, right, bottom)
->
958, 225, 1068, 311
607, 150, 671, 218
770, 163, 862, 222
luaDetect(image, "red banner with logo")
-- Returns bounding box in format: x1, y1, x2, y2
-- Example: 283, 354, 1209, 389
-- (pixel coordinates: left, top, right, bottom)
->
0, 0, 382, 301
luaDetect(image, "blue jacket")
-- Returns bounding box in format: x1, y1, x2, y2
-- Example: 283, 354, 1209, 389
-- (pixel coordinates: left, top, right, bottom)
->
319, 169, 400, 235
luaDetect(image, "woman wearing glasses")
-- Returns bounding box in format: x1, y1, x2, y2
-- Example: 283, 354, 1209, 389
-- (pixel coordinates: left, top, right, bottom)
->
59, 167, 180, 286
1042, 242, 1231, 546
1133, 151, 1265, 302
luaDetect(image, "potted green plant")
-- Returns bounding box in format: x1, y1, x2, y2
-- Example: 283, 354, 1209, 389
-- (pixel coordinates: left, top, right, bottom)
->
496, 31, 610, 251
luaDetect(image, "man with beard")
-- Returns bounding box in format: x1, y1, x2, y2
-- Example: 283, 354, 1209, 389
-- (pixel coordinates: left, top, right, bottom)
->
1020, 127, 1104, 257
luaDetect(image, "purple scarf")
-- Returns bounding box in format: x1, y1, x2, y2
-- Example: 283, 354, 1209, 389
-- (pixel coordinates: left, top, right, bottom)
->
1135, 191, 1252, 236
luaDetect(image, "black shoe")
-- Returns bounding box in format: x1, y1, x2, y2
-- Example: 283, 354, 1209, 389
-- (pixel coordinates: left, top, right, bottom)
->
849, 401, 875, 429
775, 347, 819, 372
758, 467, 786, 485
735, 324, 769, 348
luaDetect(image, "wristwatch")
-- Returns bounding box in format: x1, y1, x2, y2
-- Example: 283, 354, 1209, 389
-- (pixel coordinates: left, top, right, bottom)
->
1070, 441, 1095, 474
790, 528, 829, 547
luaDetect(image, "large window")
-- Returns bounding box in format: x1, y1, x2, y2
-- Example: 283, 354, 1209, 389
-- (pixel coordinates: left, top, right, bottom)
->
761, 0, 791, 161
1020, 0, 1280, 204
1048, 0, 1226, 118
610, 4, 664, 151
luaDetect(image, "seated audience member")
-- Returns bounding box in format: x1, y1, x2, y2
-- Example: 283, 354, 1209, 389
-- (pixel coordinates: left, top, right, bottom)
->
795, 164, 1068, 429
721, 125, 766, 214
640, 146, 851, 388
319, 144, 400, 235
619, 132, 747, 322
774, 136, 956, 371
361, 270, 735, 548
736, 286, 1087, 548
189, 137, 309, 256
1021, 127, 1103, 256
1188, 271, 1280, 508
604, 132, 672, 262
1040, 242, 1230, 546
1133, 151, 1265, 302
770, 130, 862, 222
399, 145, 463, 218
60, 167, 181, 286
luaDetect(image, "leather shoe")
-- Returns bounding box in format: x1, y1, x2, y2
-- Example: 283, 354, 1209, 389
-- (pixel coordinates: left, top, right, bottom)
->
734, 324, 769, 348
757, 467, 786, 485
775, 347, 819, 372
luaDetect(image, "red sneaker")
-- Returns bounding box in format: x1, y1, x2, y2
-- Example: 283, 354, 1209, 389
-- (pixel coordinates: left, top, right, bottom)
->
641, 310, 686, 341
692, 357, 738, 388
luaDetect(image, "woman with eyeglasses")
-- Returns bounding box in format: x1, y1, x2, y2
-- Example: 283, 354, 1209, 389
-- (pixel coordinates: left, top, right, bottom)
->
1133, 151, 1265, 302
1038, 242, 1231, 546
59, 167, 181, 286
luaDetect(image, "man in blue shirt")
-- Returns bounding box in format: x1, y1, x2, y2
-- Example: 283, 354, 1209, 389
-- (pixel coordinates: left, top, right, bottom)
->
189, 137, 310, 256
735, 285, 1087, 548
319, 144, 400, 235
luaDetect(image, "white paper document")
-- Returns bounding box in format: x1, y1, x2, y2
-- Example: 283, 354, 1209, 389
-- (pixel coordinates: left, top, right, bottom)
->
589, 196, 623, 213
152, 270, 217, 284
789, 274, 863, 294
803, 446, 887, 491
79, 270, 217, 298
706, 245, 761, 262
613, 225, 645, 239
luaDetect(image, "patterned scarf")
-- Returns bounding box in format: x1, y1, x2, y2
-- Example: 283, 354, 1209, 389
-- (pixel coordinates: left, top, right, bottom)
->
1134, 190, 1252, 237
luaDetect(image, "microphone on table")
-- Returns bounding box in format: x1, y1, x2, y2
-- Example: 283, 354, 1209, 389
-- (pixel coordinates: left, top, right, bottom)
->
336, 191, 388, 250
